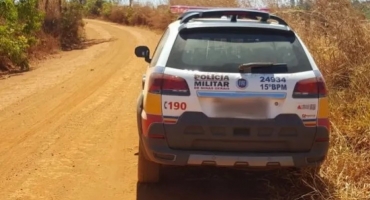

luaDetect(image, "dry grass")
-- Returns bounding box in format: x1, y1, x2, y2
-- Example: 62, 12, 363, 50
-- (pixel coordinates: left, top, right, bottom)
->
271, 3, 370, 198
105, 3, 175, 30
27, 31, 60, 61
99, 0, 370, 199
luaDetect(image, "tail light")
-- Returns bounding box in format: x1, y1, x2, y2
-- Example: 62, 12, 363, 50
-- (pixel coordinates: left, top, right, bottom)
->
315, 112, 330, 142
292, 77, 327, 98
148, 73, 190, 96
141, 114, 165, 139
318, 118, 330, 133
294, 77, 331, 138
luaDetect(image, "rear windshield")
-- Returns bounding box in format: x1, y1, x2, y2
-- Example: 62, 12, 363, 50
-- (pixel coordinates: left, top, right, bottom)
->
166, 28, 312, 73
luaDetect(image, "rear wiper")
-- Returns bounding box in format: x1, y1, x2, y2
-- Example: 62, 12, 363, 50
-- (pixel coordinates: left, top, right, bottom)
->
238, 62, 287, 72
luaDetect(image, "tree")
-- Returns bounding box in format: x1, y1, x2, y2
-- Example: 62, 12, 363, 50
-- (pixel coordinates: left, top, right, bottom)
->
290, 0, 295, 6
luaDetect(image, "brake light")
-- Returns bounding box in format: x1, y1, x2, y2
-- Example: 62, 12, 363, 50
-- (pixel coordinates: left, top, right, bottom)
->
318, 118, 330, 132
141, 114, 165, 139
148, 73, 190, 96
293, 77, 327, 98
315, 118, 330, 142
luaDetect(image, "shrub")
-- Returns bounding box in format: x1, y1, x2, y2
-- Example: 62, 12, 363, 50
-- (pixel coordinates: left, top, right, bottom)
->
0, 0, 43, 71
101, 1, 113, 19
0, 0, 86, 71
60, 1, 85, 50
108, 6, 127, 24
84, 0, 106, 16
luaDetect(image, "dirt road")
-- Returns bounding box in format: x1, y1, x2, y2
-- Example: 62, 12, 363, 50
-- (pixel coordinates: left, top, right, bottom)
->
0, 20, 282, 200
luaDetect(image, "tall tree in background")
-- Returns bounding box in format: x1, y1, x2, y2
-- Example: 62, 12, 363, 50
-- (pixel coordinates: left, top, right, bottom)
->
38, 0, 62, 18
38, 0, 62, 35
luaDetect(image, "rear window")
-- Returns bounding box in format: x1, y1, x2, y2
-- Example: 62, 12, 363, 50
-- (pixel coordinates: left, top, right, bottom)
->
166, 28, 312, 73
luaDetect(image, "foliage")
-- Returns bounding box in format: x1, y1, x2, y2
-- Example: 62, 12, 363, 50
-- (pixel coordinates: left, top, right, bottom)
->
84, 0, 107, 16
101, 1, 113, 19
0, 0, 86, 71
60, 0, 85, 50
353, 0, 370, 18
0, 0, 43, 71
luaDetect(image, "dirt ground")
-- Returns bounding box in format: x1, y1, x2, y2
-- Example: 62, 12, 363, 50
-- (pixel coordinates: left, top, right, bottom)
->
0, 20, 306, 200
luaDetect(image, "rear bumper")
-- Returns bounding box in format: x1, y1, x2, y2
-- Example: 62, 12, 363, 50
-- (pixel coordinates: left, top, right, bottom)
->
162, 112, 325, 153
138, 110, 330, 168
140, 133, 329, 168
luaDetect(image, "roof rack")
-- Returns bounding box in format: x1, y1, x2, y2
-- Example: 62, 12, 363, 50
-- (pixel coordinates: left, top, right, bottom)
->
177, 8, 288, 26
269, 15, 289, 26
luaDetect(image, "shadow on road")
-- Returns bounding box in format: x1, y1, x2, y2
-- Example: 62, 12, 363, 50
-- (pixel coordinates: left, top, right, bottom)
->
66, 38, 117, 51
136, 166, 337, 200
81, 38, 117, 48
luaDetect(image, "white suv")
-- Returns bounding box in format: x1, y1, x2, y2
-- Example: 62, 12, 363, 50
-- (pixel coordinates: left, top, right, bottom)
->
135, 7, 330, 183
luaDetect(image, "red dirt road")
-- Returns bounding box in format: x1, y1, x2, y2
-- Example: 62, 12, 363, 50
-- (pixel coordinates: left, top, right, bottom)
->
0, 20, 278, 200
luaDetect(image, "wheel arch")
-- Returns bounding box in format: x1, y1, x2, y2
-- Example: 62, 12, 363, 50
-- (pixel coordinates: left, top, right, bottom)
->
136, 93, 144, 138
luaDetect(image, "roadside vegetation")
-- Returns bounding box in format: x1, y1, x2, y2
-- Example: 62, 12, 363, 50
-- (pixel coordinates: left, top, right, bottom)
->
270, 1, 370, 199
0, 0, 84, 74
84, 0, 370, 199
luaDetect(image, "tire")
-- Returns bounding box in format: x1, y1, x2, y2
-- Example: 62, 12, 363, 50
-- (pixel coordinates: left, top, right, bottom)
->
138, 139, 161, 183
136, 94, 144, 136
137, 93, 161, 183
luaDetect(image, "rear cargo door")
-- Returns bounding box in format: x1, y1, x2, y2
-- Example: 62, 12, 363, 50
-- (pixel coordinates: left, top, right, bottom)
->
161, 27, 319, 152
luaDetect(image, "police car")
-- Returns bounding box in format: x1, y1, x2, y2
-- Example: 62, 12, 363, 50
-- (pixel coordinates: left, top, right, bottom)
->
134, 6, 330, 183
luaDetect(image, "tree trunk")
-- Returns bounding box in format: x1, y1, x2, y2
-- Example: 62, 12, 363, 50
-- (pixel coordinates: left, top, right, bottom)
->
45, 0, 49, 13
58, 0, 62, 16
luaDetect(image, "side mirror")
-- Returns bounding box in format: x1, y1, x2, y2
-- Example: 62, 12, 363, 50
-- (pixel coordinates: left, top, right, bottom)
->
135, 46, 151, 63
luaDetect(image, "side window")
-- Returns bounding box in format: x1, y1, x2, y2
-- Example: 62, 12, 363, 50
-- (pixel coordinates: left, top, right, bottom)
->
149, 29, 170, 67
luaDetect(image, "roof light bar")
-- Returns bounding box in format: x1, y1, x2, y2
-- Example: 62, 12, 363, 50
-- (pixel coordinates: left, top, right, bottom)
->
170, 6, 288, 26
170, 5, 270, 14
179, 9, 269, 23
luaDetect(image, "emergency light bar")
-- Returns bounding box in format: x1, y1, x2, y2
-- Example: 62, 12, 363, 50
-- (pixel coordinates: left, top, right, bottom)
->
170, 5, 270, 14
169, 5, 288, 26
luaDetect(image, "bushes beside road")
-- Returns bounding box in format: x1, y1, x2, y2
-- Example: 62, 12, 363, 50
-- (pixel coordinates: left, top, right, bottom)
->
83, 0, 241, 30
0, 0, 42, 72
273, 1, 370, 199
0, 0, 85, 73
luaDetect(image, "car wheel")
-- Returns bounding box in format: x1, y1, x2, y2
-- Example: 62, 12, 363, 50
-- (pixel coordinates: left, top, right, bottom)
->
137, 139, 161, 183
